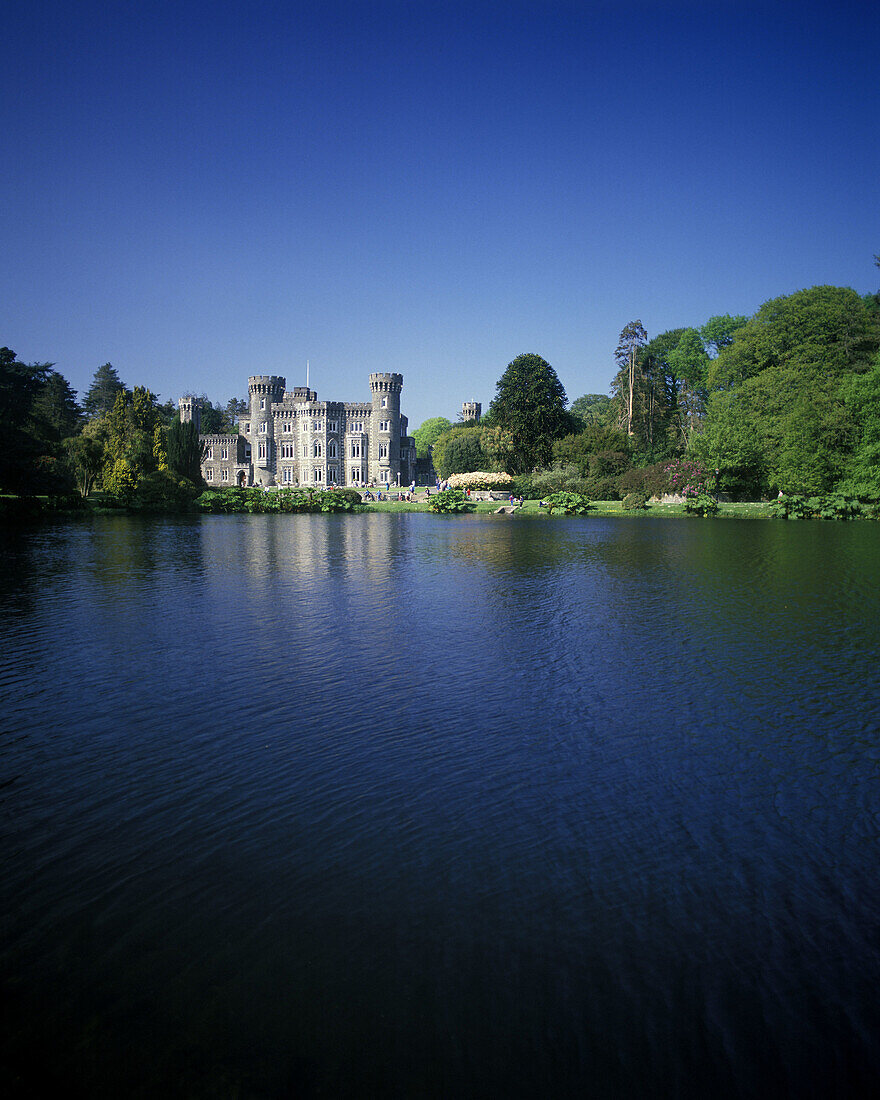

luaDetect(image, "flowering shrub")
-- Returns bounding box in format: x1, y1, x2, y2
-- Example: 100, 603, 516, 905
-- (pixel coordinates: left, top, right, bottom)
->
447, 471, 514, 491
664, 458, 715, 499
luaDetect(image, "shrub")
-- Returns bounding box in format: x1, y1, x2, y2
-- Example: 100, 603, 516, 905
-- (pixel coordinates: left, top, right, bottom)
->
329, 487, 364, 507
814, 494, 863, 520
768, 494, 813, 520
196, 487, 357, 514
582, 475, 623, 500
530, 464, 592, 496
622, 492, 648, 510
619, 461, 672, 498
427, 489, 475, 513
447, 471, 514, 491
665, 458, 715, 499
544, 491, 594, 515
129, 470, 201, 512
684, 494, 719, 517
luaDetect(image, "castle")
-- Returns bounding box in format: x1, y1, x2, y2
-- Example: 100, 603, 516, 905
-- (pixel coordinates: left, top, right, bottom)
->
180, 372, 416, 489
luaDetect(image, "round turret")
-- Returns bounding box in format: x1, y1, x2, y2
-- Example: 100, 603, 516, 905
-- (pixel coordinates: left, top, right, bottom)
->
248, 376, 286, 485
369, 374, 403, 484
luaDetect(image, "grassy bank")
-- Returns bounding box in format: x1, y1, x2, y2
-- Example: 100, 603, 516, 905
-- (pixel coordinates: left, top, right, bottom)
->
363, 498, 776, 517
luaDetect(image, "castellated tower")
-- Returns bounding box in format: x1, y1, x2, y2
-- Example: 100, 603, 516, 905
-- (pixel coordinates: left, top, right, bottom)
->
178, 395, 201, 433
248, 375, 286, 486
462, 401, 481, 422
369, 372, 403, 485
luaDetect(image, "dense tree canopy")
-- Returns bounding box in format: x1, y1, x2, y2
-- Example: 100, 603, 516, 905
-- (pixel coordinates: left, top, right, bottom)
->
569, 394, 612, 428
412, 416, 453, 459
488, 353, 570, 474
83, 363, 124, 418
431, 424, 489, 478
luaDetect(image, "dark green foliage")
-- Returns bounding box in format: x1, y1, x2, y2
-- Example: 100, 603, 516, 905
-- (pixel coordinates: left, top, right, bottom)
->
196, 488, 359, 514
426, 489, 475, 513
529, 464, 591, 496
684, 494, 719, 517
814, 494, 862, 520
165, 415, 204, 482
431, 425, 490, 478
82, 363, 124, 418
30, 370, 82, 445
551, 425, 631, 476
0, 348, 55, 491
767, 494, 813, 519
128, 471, 202, 512
622, 492, 648, 510
543, 492, 594, 515
488, 353, 571, 474
331, 487, 365, 506
617, 462, 672, 499
569, 393, 612, 429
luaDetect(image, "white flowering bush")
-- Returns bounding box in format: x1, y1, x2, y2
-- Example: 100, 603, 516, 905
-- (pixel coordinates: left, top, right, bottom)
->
447, 471, 514, 491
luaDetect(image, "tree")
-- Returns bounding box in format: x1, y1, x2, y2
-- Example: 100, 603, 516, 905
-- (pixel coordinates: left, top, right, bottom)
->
487, 353, 570, 474
552, 424, 631, 476
431, 424, 489, 478
611, 322, 647, 437
707, 286, 879, 390
0, 348, 54, 490
569, 393, 613, 429
31, 370, 82, 445
699, 314, 748, 358
412, 416, 453, 459
64, 434, 104, 497
83, 363, 125, 418
165, 414, 205, 482
666, 328, 710, 446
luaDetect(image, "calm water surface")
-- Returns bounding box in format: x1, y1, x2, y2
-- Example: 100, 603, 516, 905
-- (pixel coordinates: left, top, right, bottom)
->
1, 513, 879, 1098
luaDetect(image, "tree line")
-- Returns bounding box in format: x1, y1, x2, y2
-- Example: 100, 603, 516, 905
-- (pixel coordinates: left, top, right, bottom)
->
0, 355, 246, 506
421, 265, 880, 500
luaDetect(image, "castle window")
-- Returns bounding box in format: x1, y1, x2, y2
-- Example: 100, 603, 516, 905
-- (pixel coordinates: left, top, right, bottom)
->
313, 467, 323, 482
328, 441, 337, 459
351, 442, 361, 458
205, 446, 213, 459
260, 422, 267, 433
328, 420, 338, 433
284, 420, 292, 432
350, 467, 360, 484
282, 466, 294, 483
313, 442, 322, 458
245, 422, 250, 433
221, 468, 228, 482
205, 468, 213, 481
328, 466, 337, 482
379, 420, 390, 432
260, 398, 265, 410
221, 447, 228, 460
381, 397, 387, 408
301, 443, 307, 457
379, 442, 388, 459
259, 442, 267, 460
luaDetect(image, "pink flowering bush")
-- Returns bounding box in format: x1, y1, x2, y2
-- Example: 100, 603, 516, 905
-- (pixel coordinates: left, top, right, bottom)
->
664, 458, 716, 499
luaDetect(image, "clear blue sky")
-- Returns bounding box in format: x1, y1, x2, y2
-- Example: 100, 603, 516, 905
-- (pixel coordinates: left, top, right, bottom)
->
3, 0, 879, 428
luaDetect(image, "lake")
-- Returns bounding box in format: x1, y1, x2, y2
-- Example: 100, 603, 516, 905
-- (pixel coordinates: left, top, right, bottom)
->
1, 513, 879, 1097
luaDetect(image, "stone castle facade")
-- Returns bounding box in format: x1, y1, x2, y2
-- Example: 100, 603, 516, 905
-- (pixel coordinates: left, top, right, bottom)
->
181, 373, 416, 489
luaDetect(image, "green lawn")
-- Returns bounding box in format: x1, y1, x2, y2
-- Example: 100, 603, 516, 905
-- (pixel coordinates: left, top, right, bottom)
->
361, 497, 775, 517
